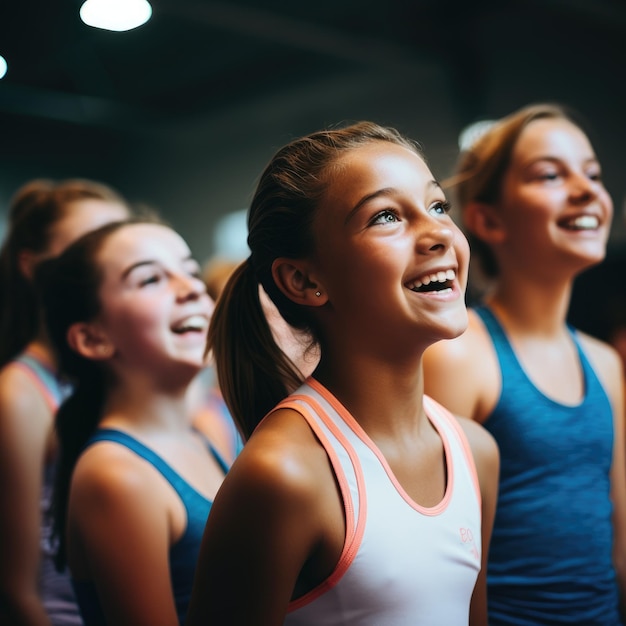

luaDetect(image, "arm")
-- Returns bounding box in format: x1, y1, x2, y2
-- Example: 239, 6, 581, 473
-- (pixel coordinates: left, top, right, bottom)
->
580, 334, 626, 619
0, 369, 53, 626
69, 445, 181, 626
186, 409, 335, 626
458, 417, 500, 626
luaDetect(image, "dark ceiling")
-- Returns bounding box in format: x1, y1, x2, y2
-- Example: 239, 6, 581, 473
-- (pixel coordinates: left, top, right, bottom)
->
1, 0, 625, 259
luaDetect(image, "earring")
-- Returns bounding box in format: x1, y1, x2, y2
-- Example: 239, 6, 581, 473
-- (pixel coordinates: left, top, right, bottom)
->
315, 291, 321, 297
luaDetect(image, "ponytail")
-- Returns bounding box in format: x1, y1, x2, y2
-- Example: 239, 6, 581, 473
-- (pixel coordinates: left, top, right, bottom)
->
52, 367, 106, 570
208, 260, 301, 440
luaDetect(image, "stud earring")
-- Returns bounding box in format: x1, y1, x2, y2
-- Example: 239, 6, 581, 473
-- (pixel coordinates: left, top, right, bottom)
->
315, 291, 321, 297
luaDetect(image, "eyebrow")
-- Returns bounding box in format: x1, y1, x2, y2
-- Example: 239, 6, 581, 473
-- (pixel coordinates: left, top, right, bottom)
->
120, 254, 195, 280
344, 179, 442, 224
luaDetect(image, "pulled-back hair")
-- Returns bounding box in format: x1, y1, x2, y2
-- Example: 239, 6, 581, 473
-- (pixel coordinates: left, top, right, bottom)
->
0, 178, 130, 367
35, 216, 161, 570
450, 103, 584, 279
208, 121, 422, 440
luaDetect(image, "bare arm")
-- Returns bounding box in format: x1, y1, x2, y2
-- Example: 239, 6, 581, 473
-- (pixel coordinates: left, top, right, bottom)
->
458, 417, 500, 626
579, 333, 626, 618
69, 446, 181, 626
186, 409, 338, 626
0, 369, 53, 626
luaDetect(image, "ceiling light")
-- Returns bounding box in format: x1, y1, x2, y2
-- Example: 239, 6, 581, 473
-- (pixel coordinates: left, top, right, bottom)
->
0, 56, 7, 80
79, 0, 152, 32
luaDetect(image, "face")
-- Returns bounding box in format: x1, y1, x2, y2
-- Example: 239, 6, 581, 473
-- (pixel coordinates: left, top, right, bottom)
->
45, 198, 129, 259
94, 223, 214, 383
310, 142, 470, 354
496, 117, 613, 277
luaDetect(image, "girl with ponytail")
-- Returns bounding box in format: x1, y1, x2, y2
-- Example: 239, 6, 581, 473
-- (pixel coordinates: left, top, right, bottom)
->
39, 218, 229, 626
0, 179, 129, 625
187, 121, 499, 626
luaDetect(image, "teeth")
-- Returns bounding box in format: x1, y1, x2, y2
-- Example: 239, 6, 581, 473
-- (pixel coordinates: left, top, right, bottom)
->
408, 269, 455, 290
562, 215, 599, 230
172, 315, 207, 332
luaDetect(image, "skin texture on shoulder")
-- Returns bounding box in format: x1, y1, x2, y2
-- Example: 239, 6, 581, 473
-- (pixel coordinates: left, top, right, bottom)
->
0, 365, 54, 626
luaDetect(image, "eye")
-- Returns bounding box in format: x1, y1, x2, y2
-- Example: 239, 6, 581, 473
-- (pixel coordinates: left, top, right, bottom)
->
587, 170, 602, 182
139, 274, 161, 287
370, 209, 399, 225
429, 201, 451, 215
538, 172, 559, 181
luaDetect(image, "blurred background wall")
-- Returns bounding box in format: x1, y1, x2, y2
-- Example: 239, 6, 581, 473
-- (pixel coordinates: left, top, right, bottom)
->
1, 0, 625, 271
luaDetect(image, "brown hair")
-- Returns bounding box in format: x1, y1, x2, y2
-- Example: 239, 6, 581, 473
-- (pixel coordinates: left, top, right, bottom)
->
0, 178, 130, 366
208, 121, 422, 439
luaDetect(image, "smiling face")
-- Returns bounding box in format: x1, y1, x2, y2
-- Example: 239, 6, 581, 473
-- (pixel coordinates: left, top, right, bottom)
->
496, 117, 613, 278
93, 223, 214, 385
310, 141, 470, 354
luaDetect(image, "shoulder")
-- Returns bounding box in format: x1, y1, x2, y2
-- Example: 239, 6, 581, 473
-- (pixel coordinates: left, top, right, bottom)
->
576, 330, 624, 406
423, 309, 500, 422
212, 406, 337, 526
0, 362, 51, 450
71, 439, 166, 515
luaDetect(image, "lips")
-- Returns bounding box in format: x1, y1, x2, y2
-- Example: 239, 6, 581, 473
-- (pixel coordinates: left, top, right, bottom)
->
406, 269, 456, 292
171, 314, 208, 333
557, 214, 600, 231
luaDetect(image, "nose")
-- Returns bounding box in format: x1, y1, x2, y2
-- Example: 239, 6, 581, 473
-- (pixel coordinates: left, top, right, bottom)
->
569, 171, 598, 204
414, 216, 455, 255
174, 273, 206, 301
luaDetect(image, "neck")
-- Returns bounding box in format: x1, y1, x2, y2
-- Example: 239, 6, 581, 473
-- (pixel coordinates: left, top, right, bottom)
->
486, 270, 573, 338
313, 346, 427, 440
100, 378, 193, 435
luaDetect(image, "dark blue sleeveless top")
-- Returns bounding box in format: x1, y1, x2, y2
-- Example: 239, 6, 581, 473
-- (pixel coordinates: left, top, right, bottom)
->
72, 429, 229, 625
475, 306, 621, 625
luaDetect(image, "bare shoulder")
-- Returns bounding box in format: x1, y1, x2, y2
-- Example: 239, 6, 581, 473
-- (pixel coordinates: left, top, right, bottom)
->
220, 407, 333, 512
423, 310, 500, 422
456, 415, 499, 469
0, 363, 51, 453
576, 330, 624, 404
71, 440, 164, 513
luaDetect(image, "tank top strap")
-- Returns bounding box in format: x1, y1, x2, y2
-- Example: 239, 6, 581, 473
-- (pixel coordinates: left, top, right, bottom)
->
12, 349, 71, 411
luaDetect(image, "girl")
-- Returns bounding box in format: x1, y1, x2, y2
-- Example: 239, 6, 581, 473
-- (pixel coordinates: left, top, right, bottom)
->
186, 121, 499, 625
423, 103, 626, 624
0, 179, 130, 625
38, 218, 230, 625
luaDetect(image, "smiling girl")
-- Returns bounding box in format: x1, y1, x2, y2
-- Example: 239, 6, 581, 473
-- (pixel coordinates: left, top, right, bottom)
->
186, 121, 499, 625
423, 103, 626, 624
37, 218, 230, 626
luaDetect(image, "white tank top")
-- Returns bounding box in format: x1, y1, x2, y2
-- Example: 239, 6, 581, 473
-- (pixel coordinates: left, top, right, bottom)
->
279, 378, 482, 626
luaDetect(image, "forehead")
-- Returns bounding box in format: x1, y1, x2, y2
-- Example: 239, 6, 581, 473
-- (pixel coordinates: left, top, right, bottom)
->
98, 223, 190, 273
511, 118, 595, 165
326, 141, 433, 204
48, 199, 129, 255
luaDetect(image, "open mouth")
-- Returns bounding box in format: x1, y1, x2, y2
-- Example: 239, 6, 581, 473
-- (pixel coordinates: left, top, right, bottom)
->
407, 269, 455, 293
557, 215, 600, 231
171, 315, 208, 334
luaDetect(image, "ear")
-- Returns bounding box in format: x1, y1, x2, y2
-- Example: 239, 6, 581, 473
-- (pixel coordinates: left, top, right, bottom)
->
271, 258, 327, 306
463, 201, 507, 245
66, 322, 115, 361
17, 249, 39, 282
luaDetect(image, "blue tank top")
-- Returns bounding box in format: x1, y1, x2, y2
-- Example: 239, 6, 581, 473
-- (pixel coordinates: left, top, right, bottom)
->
475, 306, 621, 625
72, 429, 229, 626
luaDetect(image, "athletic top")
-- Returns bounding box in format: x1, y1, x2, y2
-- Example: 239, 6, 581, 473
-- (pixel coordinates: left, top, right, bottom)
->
475, 305, 621, 625
281, 378, 482, 626
11, 349, 80, 625
72, 429, 230, 626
